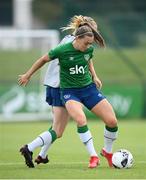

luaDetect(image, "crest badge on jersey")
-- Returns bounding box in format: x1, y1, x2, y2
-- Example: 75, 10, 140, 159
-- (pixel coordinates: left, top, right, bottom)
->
69, 56, 74, 61
84, 54, 90, 61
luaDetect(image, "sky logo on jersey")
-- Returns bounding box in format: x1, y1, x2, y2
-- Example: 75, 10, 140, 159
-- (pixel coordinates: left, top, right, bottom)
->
69, 65, 87, 74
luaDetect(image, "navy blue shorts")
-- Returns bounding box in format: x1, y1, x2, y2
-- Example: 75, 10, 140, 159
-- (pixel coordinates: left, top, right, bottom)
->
61, 83, 105, 110
46, 86, 64, 107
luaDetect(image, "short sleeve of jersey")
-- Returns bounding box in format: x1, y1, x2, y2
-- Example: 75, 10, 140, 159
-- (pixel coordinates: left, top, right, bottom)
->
48, 46, 61, 60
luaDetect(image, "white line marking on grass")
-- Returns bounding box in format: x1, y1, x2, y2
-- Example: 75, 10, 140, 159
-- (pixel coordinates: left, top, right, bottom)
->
0, 161, 146, 166
0, 162, 87, 166
0, 162, 24, 166
137, 161, 146, 164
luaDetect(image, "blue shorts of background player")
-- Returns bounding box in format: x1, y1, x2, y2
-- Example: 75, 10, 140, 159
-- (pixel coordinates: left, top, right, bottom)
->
61, 83, 105, 110
46, 86, 64, 106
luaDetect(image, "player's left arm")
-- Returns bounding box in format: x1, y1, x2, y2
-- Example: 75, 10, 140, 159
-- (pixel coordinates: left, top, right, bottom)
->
89, 59, 102, 89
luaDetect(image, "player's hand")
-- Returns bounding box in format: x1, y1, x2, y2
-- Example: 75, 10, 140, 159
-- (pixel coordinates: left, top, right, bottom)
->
18, 74, 30, 86
93, 77, 102, 89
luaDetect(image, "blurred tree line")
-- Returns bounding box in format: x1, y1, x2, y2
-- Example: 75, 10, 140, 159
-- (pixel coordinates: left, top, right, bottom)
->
32, 0, 146, 47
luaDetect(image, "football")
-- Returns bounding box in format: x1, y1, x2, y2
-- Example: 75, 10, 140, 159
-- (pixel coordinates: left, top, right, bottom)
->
112, 149, 134, 169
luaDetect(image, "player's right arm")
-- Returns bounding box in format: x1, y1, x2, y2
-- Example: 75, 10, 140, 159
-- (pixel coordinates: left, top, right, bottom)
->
18, 45, 61, 86
18, 54, 50, 86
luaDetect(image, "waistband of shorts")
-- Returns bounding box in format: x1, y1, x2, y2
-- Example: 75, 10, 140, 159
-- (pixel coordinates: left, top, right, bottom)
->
61, 83, 95, 91
45, 85, 60, 90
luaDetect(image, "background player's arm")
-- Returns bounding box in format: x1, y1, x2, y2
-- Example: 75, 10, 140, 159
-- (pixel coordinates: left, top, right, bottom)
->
18, 54, 51, 86
89, 59, 102, 89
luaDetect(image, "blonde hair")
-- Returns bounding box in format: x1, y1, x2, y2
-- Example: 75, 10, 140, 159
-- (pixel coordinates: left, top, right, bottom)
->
61, 15, 105, 48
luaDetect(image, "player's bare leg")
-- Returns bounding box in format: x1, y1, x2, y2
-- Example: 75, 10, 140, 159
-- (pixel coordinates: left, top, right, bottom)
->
65, 100, 100, 168
35, 107, 69, 164
91, 99, 118, 167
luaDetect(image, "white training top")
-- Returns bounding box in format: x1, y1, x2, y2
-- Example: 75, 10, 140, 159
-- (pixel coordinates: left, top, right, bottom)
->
44, 35, 75, 87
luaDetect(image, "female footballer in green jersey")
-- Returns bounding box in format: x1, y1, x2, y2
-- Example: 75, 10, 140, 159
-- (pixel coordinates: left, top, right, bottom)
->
19, 16, 104, 169
19, 24, 118, 168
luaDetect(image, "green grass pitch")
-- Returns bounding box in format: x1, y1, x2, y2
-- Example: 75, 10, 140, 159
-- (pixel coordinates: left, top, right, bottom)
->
0, 120, 146, 179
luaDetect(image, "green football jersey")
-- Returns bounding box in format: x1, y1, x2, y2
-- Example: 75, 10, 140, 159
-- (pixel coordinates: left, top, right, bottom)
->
48, 42, 94, 88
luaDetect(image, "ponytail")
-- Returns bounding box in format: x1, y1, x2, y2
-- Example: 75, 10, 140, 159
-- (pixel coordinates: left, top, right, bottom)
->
61, 15, 106, 48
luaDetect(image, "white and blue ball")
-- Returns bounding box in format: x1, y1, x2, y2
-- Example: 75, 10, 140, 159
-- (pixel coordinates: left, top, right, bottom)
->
112, 149, 134, 169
